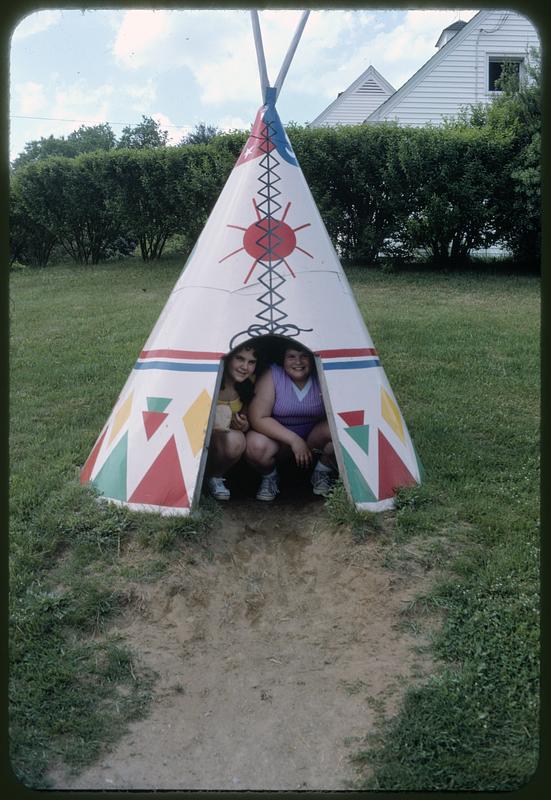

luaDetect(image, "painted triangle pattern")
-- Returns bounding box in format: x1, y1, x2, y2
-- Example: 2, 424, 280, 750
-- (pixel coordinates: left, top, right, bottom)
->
381, 386, 405, 443
147, 396, 171, 413
341, 445, 377, 504
183, 389, 212, 457
338, 410, 365, 427
378, 430, 417, 500
128, 435, 189, 508
345, 424, 370, 457
142, 410, 168, 440
92, 432, 128, 502
80, 426, 108, 485
108, 392, 133, 445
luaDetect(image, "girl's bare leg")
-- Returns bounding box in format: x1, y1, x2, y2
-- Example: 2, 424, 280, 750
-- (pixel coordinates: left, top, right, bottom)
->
307, 421, 335, 468
208, 430, 246, 476
245, 431, 281, 474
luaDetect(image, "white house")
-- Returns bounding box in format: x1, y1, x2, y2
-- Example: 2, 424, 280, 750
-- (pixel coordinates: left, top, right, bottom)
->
310, 9, 540, 128
309, 65, 394, 127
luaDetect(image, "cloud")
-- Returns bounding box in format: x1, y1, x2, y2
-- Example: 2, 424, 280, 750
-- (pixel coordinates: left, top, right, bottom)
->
107, 8, 479, 117
124, 79, 158, 111
15, 81, 47, 115
11, 10, 62, 42
296, 8, 479, 100
174, 10, 370, 106
218, 115, 251, 133
150, 112, 188, 146
50, 81, 115, 132
113, 9, 172, 68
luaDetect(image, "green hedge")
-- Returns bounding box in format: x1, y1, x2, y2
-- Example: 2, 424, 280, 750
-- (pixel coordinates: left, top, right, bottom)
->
10, 123, 523, 268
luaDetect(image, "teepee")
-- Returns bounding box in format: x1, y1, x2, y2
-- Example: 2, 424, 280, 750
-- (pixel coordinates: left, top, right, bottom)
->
81, 10, 422, 514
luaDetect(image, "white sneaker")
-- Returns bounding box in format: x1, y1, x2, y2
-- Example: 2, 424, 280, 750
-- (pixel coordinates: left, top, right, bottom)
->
256, 470, 279, 501
311, 468, 335, 497
208, 476, 230, 501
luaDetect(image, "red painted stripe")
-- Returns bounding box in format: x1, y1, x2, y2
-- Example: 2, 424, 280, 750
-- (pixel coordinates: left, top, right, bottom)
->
140, 349, 224, 360
316, 348, 378, 358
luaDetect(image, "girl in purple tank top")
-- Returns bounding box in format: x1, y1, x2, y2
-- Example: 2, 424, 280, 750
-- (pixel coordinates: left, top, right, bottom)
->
270, 363, 325, 439
246, 342, 337, 501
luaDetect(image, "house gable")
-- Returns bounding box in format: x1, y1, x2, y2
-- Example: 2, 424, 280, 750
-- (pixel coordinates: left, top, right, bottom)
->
365, 9, 540, 127
309, 64, 394, 127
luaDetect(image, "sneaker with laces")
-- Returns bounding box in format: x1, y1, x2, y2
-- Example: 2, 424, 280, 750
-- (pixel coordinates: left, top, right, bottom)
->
208, 476, 230, 500
311, 468, 335, 497
256, 470, 279, 501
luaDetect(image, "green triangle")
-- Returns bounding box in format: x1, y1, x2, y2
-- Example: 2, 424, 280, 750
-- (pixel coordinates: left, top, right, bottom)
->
346, 424, 370, 457
341, 444, 377, 504
92, 432, 128, 501
147, 396, 171, 413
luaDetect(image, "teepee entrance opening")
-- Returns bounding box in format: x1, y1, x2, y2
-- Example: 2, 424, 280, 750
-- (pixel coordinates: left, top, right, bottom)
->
200, 335, 332, 505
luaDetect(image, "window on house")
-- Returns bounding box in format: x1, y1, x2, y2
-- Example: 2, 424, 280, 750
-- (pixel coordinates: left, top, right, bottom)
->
488, 58, 521, 92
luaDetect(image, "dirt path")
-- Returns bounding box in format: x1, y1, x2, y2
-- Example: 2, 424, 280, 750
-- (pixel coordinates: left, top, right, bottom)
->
50, 489, 437, 791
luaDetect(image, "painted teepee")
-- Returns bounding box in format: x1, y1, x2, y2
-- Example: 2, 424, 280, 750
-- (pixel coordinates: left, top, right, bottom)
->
81, 10, 422, 514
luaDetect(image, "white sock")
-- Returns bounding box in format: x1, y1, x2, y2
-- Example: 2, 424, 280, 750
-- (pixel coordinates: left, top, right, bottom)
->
314, 460, 332, 473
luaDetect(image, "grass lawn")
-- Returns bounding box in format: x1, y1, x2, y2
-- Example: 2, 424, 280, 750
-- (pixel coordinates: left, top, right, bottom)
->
9, 257, 540, 790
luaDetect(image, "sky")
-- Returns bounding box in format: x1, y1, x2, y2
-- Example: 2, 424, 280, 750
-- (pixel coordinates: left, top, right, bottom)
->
9, 7, 479, 162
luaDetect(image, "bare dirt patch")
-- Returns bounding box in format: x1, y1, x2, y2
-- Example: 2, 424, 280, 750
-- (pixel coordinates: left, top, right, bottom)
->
49, 485, 439, 791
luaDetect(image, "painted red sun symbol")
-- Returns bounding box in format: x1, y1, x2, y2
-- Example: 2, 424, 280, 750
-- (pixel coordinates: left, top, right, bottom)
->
219, 199, 313, 284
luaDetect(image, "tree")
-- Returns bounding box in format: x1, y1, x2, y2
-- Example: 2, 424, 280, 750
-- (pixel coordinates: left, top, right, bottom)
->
11, 135, 77, 171
67, 123, 117, 152
11, 124, 118, 172
117, 115, 169, 149
180, 122, 221, 145
12, 154, 131, 264
9, 182, 57, 266
451, 47, 541, 267
290, 123, 414, 264
394, 126, 513, 265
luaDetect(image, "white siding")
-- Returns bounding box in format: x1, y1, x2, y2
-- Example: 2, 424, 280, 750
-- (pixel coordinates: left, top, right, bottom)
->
310, 66, 394, 127
367, 10, 540, 127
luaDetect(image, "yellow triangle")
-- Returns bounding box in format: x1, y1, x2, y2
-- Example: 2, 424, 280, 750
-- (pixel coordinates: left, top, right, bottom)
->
381, 387, 405, 443
108, 392, 134, 445
183, 389, 212, 457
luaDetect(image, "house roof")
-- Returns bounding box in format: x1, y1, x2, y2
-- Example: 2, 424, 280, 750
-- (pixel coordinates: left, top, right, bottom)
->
435, 19, 468, 48
309, 64, 394, 127
364, 10, 486, 123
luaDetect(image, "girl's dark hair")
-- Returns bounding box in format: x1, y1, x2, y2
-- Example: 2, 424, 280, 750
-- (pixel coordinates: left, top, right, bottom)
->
221, 342, 260, 404
273, 339, 314, 368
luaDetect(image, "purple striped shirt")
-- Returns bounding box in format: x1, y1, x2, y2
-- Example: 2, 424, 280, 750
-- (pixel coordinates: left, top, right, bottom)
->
270, 364, 326, 439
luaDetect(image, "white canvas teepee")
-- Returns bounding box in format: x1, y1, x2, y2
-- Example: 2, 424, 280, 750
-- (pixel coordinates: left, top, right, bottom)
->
81, 10, 423, 514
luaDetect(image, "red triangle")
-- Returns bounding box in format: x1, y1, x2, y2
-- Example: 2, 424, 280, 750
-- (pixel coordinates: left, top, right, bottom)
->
339, 410, 365, 427
142, 410, 168, 440
129, 436, 189, 508
236, 107, 275, 165
378, 430, 417, 500
81, 426, 108, 484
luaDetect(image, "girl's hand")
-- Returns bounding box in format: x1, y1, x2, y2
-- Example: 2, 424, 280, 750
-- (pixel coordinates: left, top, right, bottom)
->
231, 412, 250, 432
291, 435, 312, 468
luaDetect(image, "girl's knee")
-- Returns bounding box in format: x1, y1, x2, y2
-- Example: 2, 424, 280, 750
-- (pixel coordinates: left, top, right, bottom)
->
245, 432, 264, 460
226, 431, 246, 460
246, 432, 276, 464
